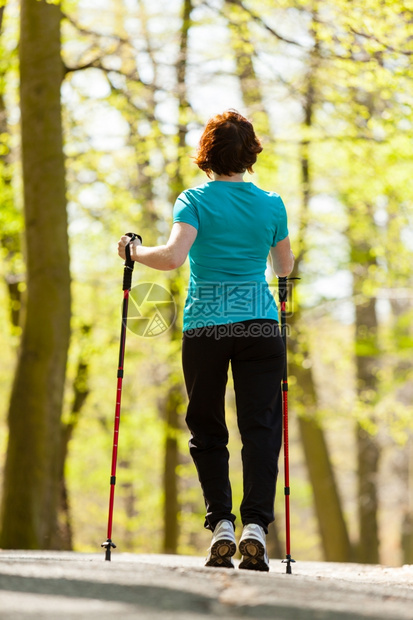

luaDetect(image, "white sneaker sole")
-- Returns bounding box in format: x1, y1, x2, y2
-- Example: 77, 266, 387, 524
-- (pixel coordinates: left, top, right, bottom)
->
239, 538, 269, 572
205, 539, 236, 568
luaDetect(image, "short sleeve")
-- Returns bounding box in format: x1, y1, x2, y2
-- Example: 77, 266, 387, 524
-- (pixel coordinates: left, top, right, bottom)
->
173, 191, 199, 230
272, 196, 289, 246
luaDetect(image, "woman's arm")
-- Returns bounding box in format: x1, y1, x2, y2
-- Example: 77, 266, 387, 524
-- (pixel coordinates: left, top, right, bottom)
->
270, 236, 295, 277
117, 222, 197, 271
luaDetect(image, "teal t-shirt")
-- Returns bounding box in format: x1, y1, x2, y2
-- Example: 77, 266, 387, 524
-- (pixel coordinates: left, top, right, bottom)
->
173, 180, 289, 332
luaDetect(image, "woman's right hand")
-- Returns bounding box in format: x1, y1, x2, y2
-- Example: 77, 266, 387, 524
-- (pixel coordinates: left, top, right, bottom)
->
117, 234, 142, 261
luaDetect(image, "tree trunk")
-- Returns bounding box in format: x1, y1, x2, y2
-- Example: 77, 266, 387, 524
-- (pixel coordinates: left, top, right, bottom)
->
225, 0, 269, 123
162, 382, 181, 554
288, 5, 352, 562
350, 208, 380, 563
389, 293, 413, 564
162, 0, 192, 554
356, 422, 380, 563
399, 401, 413, 565
58, 327, 91, 550
0, 0, 70, 549
289, 311, 352, 562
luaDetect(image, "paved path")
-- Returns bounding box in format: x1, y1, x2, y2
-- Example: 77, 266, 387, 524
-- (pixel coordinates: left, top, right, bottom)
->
0, 551, 412, 619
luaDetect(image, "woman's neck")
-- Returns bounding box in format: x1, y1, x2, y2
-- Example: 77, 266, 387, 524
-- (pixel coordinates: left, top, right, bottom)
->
213, 172, 245, 182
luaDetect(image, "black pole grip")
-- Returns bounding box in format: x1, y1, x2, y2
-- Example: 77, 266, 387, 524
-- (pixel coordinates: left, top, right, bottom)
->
122, 232, 142, 291
122, 265, 133, 292
278, 276, 300, 304
278, 276, 287, 304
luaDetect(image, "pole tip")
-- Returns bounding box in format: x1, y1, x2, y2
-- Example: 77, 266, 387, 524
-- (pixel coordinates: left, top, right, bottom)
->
282, 556, 296, 574
101, 539, 116, 561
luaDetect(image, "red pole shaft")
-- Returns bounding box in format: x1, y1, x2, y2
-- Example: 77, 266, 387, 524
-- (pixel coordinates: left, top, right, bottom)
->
103, 235, 138, 560
283, 380, 291, 556
281, 298, 291, 556
279, 277, 296, 573
106, 375, 123, 540
106, 289, 129, 541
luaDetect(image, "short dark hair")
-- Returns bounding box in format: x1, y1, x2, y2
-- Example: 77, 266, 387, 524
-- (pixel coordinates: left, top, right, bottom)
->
194, 110, 263, 178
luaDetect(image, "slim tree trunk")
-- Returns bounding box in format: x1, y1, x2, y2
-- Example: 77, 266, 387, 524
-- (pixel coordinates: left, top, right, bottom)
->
401, 435, 413, 565
354, 302, 380, 563
58, 325, 91, 550
162, 378, 182, 554
289, 308, 352, 561
350, 204, 380, 563
389, 291, 413, 563
225, 0, 268, 121
0, 0, 70, 549
162, 0, 192, 554
288, 4, 352, 562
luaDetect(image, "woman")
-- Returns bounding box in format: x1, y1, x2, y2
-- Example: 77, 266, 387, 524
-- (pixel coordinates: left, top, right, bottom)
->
118, 110, 294, 571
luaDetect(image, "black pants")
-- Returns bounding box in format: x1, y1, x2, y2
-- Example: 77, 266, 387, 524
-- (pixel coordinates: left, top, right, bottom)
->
182, 319, 285, 534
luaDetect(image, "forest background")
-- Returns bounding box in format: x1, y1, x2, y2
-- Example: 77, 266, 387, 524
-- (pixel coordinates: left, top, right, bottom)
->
0, 0, 412, 567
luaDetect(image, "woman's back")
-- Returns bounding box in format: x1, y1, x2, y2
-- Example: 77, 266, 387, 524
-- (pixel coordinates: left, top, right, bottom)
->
173, 180, 289, 330
174, 180, 288, 282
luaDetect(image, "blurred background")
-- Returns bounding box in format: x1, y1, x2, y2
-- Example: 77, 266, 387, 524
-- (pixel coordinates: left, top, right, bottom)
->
0, 0, 412, 566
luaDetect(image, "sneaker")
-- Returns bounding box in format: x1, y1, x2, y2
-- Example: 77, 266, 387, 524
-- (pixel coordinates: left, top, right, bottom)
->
205, 519, 236, 568
238, 523, 270, 572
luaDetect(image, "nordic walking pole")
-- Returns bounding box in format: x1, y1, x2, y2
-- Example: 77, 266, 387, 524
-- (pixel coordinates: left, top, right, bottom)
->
102, 232, 142, 561
278, 276, 297, 574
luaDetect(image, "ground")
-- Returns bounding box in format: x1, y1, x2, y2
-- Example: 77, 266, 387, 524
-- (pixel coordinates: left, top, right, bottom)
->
0, 552, 412, 619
